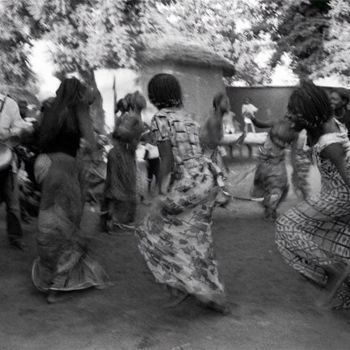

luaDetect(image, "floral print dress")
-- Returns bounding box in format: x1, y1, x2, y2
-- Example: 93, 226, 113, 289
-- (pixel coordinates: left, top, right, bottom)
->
136, 108, 227, 305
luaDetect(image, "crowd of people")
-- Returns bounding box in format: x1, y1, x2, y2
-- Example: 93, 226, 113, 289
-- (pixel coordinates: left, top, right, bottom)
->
1, 73, 350, 312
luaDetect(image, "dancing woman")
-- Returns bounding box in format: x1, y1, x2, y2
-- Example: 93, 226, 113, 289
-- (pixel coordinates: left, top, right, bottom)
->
136, 74, 230, 314
276, 81, 350, 309
32, 78, 110, 303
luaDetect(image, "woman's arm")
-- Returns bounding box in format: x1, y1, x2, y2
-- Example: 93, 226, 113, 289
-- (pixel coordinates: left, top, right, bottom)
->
157, 140, 174, 194
250, 117, 274, 129
322, 143, 350, 188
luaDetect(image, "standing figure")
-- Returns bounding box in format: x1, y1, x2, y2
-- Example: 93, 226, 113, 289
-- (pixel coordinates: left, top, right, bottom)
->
136, 74, 230, 314
31, 78, 110, 303
0, 93, 33, 249
276, 82, 350, 309
200, 92, 232, 175
101, 91, 145, 231
242, 97, 258, 133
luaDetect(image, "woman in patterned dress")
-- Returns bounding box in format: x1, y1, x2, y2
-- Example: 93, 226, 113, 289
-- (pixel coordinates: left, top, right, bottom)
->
275, 81, 350, 309
136, 74, 230, 313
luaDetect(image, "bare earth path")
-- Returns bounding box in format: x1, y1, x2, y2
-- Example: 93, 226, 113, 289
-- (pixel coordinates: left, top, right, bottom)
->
1, 161, 350, 350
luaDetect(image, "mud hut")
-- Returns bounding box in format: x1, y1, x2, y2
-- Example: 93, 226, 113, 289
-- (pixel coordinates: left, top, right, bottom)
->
138, 37, 235, 124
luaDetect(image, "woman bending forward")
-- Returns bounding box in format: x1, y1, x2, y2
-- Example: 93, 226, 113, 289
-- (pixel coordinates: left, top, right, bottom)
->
136, 74, 230, 313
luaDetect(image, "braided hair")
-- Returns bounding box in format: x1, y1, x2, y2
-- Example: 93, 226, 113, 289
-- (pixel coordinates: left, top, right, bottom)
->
288, 81, 332, 143
148, 73, 183, 110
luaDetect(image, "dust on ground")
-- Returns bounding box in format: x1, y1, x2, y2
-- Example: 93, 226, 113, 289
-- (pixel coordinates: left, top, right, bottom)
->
1, 159, 349, 350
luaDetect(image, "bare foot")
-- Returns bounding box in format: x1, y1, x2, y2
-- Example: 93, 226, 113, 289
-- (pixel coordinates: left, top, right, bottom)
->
47, 291, 72, 304
316, 264, 350, 309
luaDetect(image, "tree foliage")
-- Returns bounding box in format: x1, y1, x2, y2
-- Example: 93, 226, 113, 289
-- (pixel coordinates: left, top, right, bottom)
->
155, 0, 273, 85
260, 0, 332, 79
322, 0, 350, 82
1, 0, 350, 88
0, 0, 34, 85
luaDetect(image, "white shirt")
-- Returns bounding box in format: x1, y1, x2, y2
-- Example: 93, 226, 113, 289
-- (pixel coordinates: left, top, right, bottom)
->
242, 103, 258, 117
0, 94, 32, 143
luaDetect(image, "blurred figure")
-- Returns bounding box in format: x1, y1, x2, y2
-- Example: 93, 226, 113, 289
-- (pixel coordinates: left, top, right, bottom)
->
136, 74, 230, 314
18, 100, 28, 120
290, 129, 312, 201
32, 77, 110, 303
250, 116, 297, 220
200, 92, 232, 175
140, 124, 160, 194
242, 97, 258, 133
101, 91, 145, 231
0, 92, 33, 249
330, 90, 350, 137
276, 82, 350, 309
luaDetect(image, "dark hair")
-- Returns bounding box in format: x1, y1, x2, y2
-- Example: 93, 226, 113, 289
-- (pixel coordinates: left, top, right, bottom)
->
116, 98, 128, 113
148, 73, 183, 109
213, 92, 227, 110
288, 81, 332, 130
38, 78, 88, 150
116, 91, 147, 113
130, 91, 146, 111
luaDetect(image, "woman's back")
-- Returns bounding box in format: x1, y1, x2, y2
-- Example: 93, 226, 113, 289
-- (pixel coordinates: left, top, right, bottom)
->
152, 108, 202, 162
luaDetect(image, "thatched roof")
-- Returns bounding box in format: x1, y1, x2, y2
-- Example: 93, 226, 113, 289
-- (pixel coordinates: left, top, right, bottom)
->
0, 84, 39, 106
139, 37, 235, 77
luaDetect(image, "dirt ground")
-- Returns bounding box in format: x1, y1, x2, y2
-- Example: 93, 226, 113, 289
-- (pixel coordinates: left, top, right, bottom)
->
1, 158, 350, 350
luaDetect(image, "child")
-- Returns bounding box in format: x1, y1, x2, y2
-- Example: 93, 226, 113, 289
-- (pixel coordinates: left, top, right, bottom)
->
251, 117, 297, 220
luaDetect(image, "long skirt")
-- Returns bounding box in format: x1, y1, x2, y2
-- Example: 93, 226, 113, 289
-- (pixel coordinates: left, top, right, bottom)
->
32, 153, 109, 292
136, 159, 226, 305
276, 188, 350, 287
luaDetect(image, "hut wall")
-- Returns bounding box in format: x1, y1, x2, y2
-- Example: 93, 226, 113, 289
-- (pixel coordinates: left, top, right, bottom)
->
140, 62, 226, 125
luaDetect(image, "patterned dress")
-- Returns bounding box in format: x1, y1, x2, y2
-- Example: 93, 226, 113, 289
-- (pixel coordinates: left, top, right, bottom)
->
136, 108, 227, 305
276, 122, 350, 286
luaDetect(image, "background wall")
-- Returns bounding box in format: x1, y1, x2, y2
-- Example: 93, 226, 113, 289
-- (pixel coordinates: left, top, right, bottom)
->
227, 86, 350, 128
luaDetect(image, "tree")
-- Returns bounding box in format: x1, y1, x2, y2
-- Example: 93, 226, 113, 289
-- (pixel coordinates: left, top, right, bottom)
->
154, 0, 273, 85
259, 0, 331, 79
0, 0, 34, 86
22, 0, 168, 131
322, 0, 350, 83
